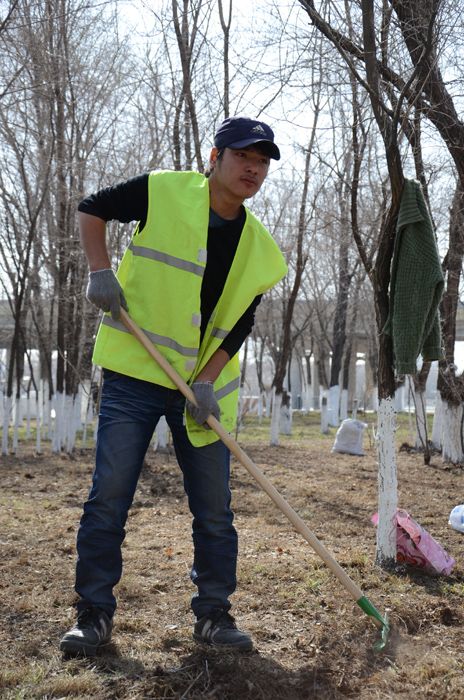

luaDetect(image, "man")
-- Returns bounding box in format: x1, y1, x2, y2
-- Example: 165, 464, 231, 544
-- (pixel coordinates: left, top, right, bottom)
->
60, 116, 287, 657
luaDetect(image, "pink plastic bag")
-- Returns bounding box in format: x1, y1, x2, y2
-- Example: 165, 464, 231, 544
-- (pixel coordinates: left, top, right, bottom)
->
371, 508, 455, 575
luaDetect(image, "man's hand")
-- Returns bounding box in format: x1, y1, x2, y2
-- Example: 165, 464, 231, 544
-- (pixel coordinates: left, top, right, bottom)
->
86, 269, 128, 321
187, 382, 220, 426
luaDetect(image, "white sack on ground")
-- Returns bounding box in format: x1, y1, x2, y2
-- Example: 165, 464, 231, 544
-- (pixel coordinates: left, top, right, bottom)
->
332, 418, 368, 456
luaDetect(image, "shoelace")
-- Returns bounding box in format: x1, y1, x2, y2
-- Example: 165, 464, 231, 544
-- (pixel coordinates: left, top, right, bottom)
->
211, 610, 236, 629
77, 608, 100, 628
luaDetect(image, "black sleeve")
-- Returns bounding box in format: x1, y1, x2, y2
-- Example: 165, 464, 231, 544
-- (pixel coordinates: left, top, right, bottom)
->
220, 294, 263, 358
77, 173, 150, 227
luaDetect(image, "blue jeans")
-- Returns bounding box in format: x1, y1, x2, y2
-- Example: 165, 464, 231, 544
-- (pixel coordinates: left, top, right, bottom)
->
75, 370, 237, 620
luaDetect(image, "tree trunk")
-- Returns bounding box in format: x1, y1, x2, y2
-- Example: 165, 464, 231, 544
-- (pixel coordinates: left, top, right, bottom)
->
327, 385, 340, 427
280, 391, 292, 435
171, 0, 205, 172
218, 0, 232, 118
270, 389, 281, 446
362, 0, 403, 568
436, 183, 464, 461
329, 185, 353, 425
320, 393, 329, 435
413, 361, 431, 463
431, 394, 444, 450
442, 403, 464, 464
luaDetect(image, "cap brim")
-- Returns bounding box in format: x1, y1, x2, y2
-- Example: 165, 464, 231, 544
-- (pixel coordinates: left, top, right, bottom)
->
227, 138, 280, 161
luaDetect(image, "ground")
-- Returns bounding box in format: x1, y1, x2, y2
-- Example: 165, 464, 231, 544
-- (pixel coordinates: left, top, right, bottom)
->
1, 413, 463, 699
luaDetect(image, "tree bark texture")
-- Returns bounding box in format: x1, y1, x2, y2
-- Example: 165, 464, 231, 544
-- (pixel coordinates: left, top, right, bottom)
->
172, 0, 204, 172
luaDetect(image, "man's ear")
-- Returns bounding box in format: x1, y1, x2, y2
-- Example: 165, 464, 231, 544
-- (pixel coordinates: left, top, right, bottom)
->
209, 146, 220, 170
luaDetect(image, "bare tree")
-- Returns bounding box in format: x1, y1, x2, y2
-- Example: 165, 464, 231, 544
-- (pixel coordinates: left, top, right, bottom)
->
0, 0, 141, 452
297, 0, 408, 567
299, 0, 464, 465
171, 0, 212, 171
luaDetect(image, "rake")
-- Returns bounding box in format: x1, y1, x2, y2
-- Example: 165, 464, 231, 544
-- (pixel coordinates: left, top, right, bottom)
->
120, 308, 390, 651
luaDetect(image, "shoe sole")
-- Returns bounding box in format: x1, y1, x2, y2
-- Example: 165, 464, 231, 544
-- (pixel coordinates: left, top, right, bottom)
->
60, 638, 111, 657
192, 633, 253, 652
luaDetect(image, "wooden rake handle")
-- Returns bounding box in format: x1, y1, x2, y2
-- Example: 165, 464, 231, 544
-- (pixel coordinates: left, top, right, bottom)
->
120, 308, 367, 607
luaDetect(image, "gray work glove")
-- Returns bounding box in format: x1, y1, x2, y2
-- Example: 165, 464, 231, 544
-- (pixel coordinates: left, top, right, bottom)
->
86, 269, 128, 321
187, 381, 220, 426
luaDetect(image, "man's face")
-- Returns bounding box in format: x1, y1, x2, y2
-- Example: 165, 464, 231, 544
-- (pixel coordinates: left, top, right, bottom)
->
209, 146, 271, 201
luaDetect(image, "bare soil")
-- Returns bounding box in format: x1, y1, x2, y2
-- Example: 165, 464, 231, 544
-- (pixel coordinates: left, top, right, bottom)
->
1, 416, 464, 699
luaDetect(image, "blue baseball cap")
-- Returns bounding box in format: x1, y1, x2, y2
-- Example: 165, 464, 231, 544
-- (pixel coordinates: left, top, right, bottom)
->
214, 116, 280, 160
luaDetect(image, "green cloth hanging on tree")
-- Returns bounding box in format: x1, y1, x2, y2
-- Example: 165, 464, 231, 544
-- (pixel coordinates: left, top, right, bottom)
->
383, 179, 444, 375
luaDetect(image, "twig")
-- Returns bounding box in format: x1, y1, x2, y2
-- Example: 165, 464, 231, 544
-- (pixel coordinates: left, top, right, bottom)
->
165, 663, 196, 675
179, 668, 204, 700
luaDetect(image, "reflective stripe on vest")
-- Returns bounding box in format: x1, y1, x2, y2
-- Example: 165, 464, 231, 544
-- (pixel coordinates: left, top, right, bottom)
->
215, 376, 240, 401
211, 327, 229, 340
102, 316, 199, 358
128, 241, 206, 277
186, 354, 241, 446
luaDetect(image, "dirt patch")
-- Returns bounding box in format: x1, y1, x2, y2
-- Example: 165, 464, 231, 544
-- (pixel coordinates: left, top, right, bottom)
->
1, 418, 464, 698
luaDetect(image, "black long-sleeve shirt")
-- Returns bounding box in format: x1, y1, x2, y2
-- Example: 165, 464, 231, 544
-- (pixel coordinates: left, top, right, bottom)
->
78, 173, 262, 358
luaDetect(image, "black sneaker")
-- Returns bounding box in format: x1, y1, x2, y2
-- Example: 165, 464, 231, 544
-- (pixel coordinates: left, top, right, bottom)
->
193, 610, 253, 651
59, 607, 113, 657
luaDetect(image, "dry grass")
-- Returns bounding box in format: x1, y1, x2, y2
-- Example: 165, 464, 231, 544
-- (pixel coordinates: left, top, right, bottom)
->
1, 413, 464, 698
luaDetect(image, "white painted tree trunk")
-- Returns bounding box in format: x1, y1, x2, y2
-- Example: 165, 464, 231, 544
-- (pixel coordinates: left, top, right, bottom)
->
65, 395, 73, 453
35, 391, 41, 454
65, 394, 80, 454
414, 390, 428, 450
431, 395, 444, 450
25, 395, 32, 439
41, 382, 51, 440
302, 388, 312, 412
76, 387, 84, 431
59, 393, 67, 450
270, 390, 282, 446
51, 393, 58, 452
442, 402, 464, 464
264, 388, 273, 418
66, 396, 72, 453
2, 394, 11, 455
13, 397, 21, 455
340, 389, 348, 421
328, 384, 340, 427
76, 391, 83, 435
154, 415, 169, 451
375, 396, 398, 567
320, 393, 329, 434
394, 384, 405, 411
52, 391, 65, 452
82, 391, 94, 449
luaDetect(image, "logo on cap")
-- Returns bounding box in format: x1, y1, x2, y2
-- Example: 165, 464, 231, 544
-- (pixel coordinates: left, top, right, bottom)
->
213, 116, 281, 160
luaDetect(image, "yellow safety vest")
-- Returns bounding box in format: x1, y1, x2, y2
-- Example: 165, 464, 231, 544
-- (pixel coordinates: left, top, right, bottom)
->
92, 170, 287, 446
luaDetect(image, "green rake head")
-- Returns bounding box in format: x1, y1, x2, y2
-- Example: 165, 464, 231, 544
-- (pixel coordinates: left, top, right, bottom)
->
357, 596, 390, 652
